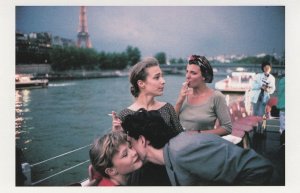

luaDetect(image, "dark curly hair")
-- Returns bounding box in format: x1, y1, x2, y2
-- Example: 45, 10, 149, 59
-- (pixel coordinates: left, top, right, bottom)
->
121, 109, 179, 149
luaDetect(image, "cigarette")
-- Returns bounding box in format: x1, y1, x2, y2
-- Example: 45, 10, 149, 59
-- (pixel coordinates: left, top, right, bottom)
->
108, 114, 113, 116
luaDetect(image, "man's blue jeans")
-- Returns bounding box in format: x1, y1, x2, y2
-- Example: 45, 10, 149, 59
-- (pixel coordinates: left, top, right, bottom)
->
252, 101, 266, 116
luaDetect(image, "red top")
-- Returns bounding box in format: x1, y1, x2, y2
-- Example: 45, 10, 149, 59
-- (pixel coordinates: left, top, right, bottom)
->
267, 97, 278, 106
88, 164, 117, 186
98, 177, 117, 186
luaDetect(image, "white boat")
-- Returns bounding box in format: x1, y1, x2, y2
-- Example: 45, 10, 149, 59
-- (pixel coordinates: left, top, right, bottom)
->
215, 72, 256, 93
16, 74, 48, 89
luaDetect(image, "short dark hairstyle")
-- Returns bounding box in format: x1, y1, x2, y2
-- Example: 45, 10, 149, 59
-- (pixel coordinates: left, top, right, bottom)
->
121, 109, 179, 149
188, 55, 214, 83
261, 61, 272, 72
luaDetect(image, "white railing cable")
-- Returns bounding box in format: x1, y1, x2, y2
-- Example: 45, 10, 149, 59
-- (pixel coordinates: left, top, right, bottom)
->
31, 159, 90, 185
30, 144, 91, 167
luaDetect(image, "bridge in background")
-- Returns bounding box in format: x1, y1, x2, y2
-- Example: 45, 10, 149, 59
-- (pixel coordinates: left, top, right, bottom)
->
160, 63, 285, 76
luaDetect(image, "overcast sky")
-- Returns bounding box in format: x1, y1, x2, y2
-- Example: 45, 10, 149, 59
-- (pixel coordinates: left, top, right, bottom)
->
16, 6, 284, 59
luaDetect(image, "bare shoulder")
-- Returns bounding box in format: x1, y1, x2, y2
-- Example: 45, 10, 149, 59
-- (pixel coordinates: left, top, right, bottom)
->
156, 101, 167, 109
157, 101, 166, 105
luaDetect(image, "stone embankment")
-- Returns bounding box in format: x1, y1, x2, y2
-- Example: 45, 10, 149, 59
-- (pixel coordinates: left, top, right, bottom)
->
16, 64, 128, 80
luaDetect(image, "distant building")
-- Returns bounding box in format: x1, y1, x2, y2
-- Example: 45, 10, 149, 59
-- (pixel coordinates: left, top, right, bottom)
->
16, 32, 29, 52
28, 32, 52, 52
16, 31, 75, 64
52, 36, 76, 47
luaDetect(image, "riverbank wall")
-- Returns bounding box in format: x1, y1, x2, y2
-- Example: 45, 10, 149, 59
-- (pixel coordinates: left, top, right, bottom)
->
16, 64, 285, 80
16, 64, 128, 80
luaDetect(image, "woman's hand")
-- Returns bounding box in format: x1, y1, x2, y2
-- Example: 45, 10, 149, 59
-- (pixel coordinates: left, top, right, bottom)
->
111, 111, 123, 132
177, 81, 191, 103
175, 81, 191, 114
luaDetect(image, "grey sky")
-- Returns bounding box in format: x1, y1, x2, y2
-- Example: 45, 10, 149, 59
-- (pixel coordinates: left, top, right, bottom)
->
16, 6, 284, 59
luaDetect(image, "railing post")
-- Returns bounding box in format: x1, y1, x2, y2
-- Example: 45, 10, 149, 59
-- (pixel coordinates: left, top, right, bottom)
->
22, 163, 32, 185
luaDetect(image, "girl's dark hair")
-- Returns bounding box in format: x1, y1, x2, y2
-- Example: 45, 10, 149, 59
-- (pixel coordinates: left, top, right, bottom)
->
121, 109, 179, 149
129, 57, 160, 97
188, 55, 214, 83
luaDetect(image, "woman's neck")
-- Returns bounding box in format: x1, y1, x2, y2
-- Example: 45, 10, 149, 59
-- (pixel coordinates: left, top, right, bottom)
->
110, 175, 128, 186
192, 84, 210, 96
134, 94, 156, 110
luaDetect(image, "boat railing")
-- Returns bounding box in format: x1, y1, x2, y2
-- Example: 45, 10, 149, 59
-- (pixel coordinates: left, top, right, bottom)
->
22, 144, 91, 186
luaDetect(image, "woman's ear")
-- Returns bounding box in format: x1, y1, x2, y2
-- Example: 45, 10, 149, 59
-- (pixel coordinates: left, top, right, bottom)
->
137, 80, 145, 89
105, 167, 117, 177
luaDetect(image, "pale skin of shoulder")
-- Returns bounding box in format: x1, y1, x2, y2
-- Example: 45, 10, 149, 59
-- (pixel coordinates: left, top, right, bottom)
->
111, 100, 166, 132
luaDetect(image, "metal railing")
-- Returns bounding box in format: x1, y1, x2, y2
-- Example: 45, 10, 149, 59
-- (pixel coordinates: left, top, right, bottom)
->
22, 144, 91, 185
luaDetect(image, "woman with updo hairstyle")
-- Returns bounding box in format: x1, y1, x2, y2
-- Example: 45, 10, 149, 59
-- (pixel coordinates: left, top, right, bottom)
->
129, 57, 159, 97
175, 54, 232, 136
112, 57, 183, 134
110, 57, 183, 186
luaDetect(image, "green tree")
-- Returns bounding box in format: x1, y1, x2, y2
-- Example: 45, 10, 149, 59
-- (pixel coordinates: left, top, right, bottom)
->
49, 45, 141, 71
169, 57, 185, 64
154, 52, 166, 64
99, 52, 128, 70
126, 46, 141, 66
169, 58, 177, 64
177, 58, 185, 64
50, 46, 98, 71
49, 46, 68, 71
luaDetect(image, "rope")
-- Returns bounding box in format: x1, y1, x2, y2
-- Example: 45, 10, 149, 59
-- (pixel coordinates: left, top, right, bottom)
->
30, 144, 91, 167
31, 159, 90, 185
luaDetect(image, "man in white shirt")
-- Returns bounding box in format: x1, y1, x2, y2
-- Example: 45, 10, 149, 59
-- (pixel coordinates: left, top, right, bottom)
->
249, 62, 276, 116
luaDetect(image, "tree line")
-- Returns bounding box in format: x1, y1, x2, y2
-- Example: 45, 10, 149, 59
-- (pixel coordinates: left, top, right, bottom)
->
50, 45, 142, 71
16, 44, 284, 71
16, 45, 142, 71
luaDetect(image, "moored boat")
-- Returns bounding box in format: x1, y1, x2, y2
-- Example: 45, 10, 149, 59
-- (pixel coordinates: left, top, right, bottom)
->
16, 74, 49, 89
215, 72, 256, 94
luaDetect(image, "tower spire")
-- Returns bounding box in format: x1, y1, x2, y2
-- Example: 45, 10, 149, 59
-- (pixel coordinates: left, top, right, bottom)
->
77, 6, 92, 48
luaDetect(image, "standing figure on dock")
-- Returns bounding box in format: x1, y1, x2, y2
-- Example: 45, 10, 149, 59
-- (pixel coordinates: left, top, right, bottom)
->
110, 57, 183, 185
175, 55, 232, 136
249, 62, 276, 116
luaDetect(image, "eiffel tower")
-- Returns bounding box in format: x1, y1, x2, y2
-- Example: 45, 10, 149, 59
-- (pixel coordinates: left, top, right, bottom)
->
77, 6, 92, 48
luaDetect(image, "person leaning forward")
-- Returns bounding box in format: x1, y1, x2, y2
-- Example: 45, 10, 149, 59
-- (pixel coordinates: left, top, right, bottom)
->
122, 109, 274, 186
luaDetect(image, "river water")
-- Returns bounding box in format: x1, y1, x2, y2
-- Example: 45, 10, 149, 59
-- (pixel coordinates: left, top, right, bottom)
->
15, 67, 282, 186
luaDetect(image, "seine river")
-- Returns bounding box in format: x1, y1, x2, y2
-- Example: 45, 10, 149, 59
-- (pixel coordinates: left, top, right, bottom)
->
15, 67, 282, 186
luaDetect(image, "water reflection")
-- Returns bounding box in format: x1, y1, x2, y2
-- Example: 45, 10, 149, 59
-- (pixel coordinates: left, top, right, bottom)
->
15, 89, 31, 141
